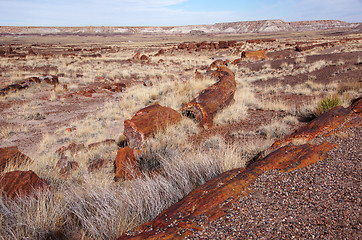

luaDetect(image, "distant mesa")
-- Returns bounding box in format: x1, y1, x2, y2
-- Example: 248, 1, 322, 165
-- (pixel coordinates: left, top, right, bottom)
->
0, 20, 360, 36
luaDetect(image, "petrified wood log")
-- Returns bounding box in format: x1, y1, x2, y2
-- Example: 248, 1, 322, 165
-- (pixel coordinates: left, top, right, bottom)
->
123, 104, 182, 149
0, 146, 32, 173
117, 142, 336, 240
349, 97, 362, 115
180, 67, 236, 129
115, 147, 142, 181
0, 75, 58, 96
295, 41, 338, 52
271, 106, 360, 150
0, 170, 50, 199
241, 50, 267, 60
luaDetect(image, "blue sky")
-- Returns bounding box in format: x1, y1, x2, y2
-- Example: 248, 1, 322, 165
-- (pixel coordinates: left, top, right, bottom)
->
0, 0, 361, 26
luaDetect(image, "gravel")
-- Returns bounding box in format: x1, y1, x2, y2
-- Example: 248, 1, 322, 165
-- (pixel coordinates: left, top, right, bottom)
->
189, 126, 361, 239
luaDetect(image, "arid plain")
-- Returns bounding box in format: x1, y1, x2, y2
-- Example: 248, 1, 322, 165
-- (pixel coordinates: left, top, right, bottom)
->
0, 20, 361, 239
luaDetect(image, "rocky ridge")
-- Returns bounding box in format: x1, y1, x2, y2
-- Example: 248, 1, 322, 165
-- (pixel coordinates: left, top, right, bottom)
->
0, 20, 360, 36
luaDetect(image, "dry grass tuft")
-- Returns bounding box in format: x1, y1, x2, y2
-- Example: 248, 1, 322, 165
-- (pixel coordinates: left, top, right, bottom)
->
257, 121, 290, 140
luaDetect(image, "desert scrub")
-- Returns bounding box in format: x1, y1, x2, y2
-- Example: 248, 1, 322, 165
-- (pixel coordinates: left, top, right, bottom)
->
257, 121, 290, 140
314, 96, 341, 117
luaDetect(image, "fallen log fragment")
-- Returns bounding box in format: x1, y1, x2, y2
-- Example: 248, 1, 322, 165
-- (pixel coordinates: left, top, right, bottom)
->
123, 104, 182, 149
295, 41, 339, 52
0, 75, 59, 96
0, 146, 32, 173
114, 147, 142, 181
241, 50, 267, 60
180, 67, 236, 129
0, 170, 50, 199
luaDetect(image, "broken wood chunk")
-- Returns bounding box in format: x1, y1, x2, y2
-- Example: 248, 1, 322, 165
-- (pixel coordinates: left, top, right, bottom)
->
241, 50, 267, 60
181, 67, 236, 129
123, 104, 182, 149
0, 146, 32, 173
0, 170, 50, 199
114, 147, 142, 181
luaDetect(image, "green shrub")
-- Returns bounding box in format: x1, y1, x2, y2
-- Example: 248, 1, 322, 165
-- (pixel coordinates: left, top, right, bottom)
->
314, 96, 341, 116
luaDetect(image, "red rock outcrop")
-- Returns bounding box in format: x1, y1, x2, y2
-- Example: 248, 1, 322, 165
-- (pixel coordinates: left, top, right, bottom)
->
218, 41, 229, 49
88, 158, 106, 173
117, 103, 361, 239
0, 170, 50, 198
55, 156, 79, 176
0, 146, 32, 173
155, 49, 165, 56
123, 104, 182, 149
56, 143, 86, 156
140, 55, 149, 62
181, 67, 236, 129
194, 70, 204, 80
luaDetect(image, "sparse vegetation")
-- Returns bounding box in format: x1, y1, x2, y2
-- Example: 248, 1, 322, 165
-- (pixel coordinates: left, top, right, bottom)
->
314, 96, 342, 116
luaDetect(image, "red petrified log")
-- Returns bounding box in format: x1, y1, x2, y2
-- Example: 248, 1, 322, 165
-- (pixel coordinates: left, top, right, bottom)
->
218, 41, 229, 49
0, 75, 58, 96
349, 97, 362, 115
180, 67, 236, 129
0, 170, 50, 198
114, 147, 142, 181
0, 146, 32, 173
123, 104, 182, 149
271, 106, 360, 150
241, 50, 267, 60
209, 59, 229, 69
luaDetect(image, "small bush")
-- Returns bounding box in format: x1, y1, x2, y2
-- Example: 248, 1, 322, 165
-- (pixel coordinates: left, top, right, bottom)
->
314, 96, 341, 116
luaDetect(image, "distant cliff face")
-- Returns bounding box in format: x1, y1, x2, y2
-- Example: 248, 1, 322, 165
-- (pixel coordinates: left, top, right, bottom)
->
0, 20, 360, 36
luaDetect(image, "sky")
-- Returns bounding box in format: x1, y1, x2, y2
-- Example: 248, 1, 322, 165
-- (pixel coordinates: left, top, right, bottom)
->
0, 0, 361, 26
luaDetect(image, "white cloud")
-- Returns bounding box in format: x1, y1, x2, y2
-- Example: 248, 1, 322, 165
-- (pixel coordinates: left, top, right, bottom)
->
248, 0, 362, 22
